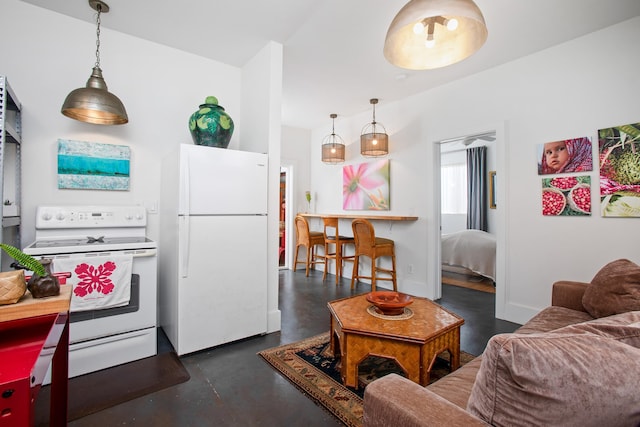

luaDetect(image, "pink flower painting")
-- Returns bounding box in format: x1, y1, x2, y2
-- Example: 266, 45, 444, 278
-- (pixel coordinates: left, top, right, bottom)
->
343, 160, 390, 210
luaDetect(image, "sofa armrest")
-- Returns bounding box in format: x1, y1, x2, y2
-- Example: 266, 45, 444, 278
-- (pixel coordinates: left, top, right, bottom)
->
551, 280, 589, 312
363, 374, 489, 427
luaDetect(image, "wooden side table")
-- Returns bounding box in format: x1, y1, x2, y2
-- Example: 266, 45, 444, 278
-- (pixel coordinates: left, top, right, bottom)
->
328, 293, 464, 388
0, 286, 72, 426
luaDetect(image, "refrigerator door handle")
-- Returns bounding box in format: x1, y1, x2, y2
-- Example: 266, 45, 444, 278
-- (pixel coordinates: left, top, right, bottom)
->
179, 215, 190, 278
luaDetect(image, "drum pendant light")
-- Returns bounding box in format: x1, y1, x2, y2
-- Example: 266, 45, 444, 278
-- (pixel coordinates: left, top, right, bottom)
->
360, 99, 389, 157
383, 0, 488, 70
61, 0, 128, 125
321, 114, 346, 164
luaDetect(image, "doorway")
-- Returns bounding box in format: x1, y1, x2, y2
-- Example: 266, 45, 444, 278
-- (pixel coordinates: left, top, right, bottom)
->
279, 164, 295, 270
439, 132, 496, 294
279, 168, 287, 268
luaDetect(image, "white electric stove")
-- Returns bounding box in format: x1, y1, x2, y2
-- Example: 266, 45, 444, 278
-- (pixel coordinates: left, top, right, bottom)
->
23, 205, 158, 379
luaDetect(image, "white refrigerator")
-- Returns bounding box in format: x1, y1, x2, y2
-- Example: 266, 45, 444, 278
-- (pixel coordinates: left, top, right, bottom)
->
159, 144, 268, 355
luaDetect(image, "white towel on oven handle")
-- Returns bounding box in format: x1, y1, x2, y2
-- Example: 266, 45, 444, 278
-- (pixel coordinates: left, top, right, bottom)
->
52, 253, 133, 312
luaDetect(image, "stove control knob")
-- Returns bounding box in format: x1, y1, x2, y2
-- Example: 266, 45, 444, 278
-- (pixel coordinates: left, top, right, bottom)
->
42, 212, 52, 221
136, 212, 144, 220
125, 213, 133, 220
56, 212, 66, 221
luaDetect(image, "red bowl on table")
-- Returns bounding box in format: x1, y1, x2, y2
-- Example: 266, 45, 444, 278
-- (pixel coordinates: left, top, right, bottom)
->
366, 291, 413, 316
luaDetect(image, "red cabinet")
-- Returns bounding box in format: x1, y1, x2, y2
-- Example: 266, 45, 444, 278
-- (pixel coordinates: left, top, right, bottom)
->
0, 286, 71, 426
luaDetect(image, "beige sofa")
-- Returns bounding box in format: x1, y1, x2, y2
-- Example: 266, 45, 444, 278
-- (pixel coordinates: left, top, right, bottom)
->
363, 259, 640, 427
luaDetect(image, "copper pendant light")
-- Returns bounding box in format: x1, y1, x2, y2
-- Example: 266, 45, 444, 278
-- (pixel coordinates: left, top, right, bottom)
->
321, 114, 345, 164
61, 0, 128, 125
384, 0, 488, 70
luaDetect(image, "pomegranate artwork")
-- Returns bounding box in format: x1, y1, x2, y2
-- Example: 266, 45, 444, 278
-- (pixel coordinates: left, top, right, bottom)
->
550, 176, 578, 191
568, 185, 591, 214
542, 188, 567, 216
542, 175, 591, 216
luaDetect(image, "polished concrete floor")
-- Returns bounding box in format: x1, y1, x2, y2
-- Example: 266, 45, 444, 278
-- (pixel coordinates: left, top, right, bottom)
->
66, 269, 520, 426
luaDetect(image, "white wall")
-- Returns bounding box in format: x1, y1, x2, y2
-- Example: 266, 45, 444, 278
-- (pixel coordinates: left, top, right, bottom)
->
305, 17, 640, 325
1, 1, 282, 331
241, 41, 284, 332
441, 214, 466, 235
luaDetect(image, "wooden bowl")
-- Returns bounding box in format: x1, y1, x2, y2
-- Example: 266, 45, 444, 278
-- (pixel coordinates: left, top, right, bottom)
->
366, 291, 413, 316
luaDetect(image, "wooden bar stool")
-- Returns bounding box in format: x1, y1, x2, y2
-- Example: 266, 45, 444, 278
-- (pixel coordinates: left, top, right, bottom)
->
293, 214, 325, 276
322, 216, 355, 284
350, 218, 398, 291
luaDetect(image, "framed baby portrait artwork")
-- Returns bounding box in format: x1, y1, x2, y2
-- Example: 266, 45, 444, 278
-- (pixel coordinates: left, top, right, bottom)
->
598, 122, 640, 217
537, 137, 593, 175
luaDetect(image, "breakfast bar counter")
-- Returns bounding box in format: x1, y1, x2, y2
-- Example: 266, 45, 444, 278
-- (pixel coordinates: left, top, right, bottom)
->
298, 213, 418, 221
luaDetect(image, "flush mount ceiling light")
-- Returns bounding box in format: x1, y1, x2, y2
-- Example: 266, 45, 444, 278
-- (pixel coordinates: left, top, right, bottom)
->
383, 0, 488, 70
321, 114, 346, 164
61, 0, 128, 125
360, 99, 389, 157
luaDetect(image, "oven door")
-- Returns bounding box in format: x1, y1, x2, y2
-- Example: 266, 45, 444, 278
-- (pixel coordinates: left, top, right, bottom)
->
46, 248, 157, 344
40, 248, 158, 380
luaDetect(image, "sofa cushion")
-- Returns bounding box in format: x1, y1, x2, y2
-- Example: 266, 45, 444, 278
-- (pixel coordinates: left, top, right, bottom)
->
514, 305, 593, 335
583, 258, 640, 318
364, 373, 490, 427
426, 357, 483, 409
550, 311, 640, 347
467, 318, 640, 427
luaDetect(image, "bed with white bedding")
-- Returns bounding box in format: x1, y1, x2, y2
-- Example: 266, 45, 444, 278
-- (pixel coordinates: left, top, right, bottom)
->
441, 229, 496, 281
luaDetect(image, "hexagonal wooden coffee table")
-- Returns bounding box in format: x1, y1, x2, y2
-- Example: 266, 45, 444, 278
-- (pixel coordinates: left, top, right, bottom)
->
328, 293, 464, 388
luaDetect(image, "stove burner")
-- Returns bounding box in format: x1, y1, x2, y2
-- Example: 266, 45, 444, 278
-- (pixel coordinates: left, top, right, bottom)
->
87, 236, 105, 244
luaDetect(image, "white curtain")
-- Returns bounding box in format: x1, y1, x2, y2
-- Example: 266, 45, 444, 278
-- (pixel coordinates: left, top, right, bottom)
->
441, 163, 467, 214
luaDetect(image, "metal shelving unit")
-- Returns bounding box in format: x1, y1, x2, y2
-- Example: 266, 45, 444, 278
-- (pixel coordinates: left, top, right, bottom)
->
0, 75, 22, 269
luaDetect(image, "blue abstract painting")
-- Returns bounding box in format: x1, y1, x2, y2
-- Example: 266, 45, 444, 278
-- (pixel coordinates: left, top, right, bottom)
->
58, 139, 130, 190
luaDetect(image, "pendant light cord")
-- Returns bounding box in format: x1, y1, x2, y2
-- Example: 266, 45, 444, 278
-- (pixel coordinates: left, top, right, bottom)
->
372, 102, 377, 126
94, 4, 102, 68
332, 117, 336, 143
370, 99, 378, 135
330, 114, 337, 147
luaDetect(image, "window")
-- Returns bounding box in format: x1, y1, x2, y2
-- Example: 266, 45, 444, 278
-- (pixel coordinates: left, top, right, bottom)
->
441, 163, 467, 214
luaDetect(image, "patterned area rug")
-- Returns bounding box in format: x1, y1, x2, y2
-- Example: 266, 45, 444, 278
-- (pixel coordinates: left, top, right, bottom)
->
258, 332, 475, 427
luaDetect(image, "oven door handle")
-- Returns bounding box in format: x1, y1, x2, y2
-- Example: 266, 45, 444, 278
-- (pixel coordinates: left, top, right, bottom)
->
43, 250, 158, 260
126, 249, 158, 258
179, 215, 190, 278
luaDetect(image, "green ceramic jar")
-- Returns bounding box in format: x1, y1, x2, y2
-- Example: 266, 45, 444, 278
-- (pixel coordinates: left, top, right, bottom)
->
188, 96, 234, 148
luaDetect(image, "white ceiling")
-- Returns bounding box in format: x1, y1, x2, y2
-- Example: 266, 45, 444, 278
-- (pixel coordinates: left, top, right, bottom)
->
21, 0, 640, 131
